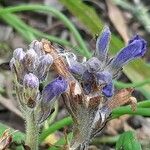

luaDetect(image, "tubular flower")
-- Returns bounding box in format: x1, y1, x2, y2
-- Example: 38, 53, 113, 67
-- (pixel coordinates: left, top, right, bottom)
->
110, 35, 147, 71
42, 76, 68, 103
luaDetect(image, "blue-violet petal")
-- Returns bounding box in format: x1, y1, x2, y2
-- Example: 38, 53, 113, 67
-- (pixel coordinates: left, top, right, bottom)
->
111, 37, 147, 69
96, 71, 112, 85
102, 82, 114, 97
42, 76, 68, 102
86, 57, 102, 72
82, 70, 94, 82
69, 60, 86, 76
96, 26, 111, 61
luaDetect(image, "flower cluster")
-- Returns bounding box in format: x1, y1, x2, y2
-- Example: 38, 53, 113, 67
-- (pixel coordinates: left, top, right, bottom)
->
69, 26, 146, 98
10, 40, 68, 123
61, 26, 147, 149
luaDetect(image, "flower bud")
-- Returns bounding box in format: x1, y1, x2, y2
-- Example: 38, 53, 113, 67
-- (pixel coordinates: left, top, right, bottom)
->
38, 76, 67, 123
96, 71, 112, 85
9, 58, 16, 72
23, 73, 39, 108
23, 48, 38, 72
39, 54, 53, 66
29, 40, 44, 56
69, 60, 86, 76
10, 56, 25, 83
102, 82, 114, 97
23, 73, 39, 89
13, 48, 25, 62
36, 54, 53, 81
96, 71, 114, 97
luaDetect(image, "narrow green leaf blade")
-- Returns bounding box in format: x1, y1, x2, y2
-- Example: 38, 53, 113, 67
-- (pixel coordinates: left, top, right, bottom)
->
60, 0, 103, 35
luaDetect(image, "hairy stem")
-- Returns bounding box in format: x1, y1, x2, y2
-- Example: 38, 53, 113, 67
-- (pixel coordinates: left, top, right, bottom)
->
25, 111, 39, 150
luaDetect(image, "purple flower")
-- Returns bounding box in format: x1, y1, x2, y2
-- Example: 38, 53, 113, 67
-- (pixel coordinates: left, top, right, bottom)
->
110, 35, 147, 69
39, 77, 68, 123
82, 70, 94, 82
86, 57, 102, 72
96, 26, 111, 62
102, 82, 114, 97
96, 71, 112, 84
69, 60, 86, 76
96, 71, 113, 97
68, 26, 147, 99
42, 76, 68, 102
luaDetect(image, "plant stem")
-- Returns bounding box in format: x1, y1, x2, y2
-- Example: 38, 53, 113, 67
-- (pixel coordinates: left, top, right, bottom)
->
25, 111, 39, 150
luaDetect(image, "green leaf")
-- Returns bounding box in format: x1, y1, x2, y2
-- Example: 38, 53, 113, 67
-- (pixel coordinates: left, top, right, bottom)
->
0, 123, 25, 142
40, 117, 72, 142
116, 131, 142, 150
60, 0, 150, 99
60, 0, 103, 35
